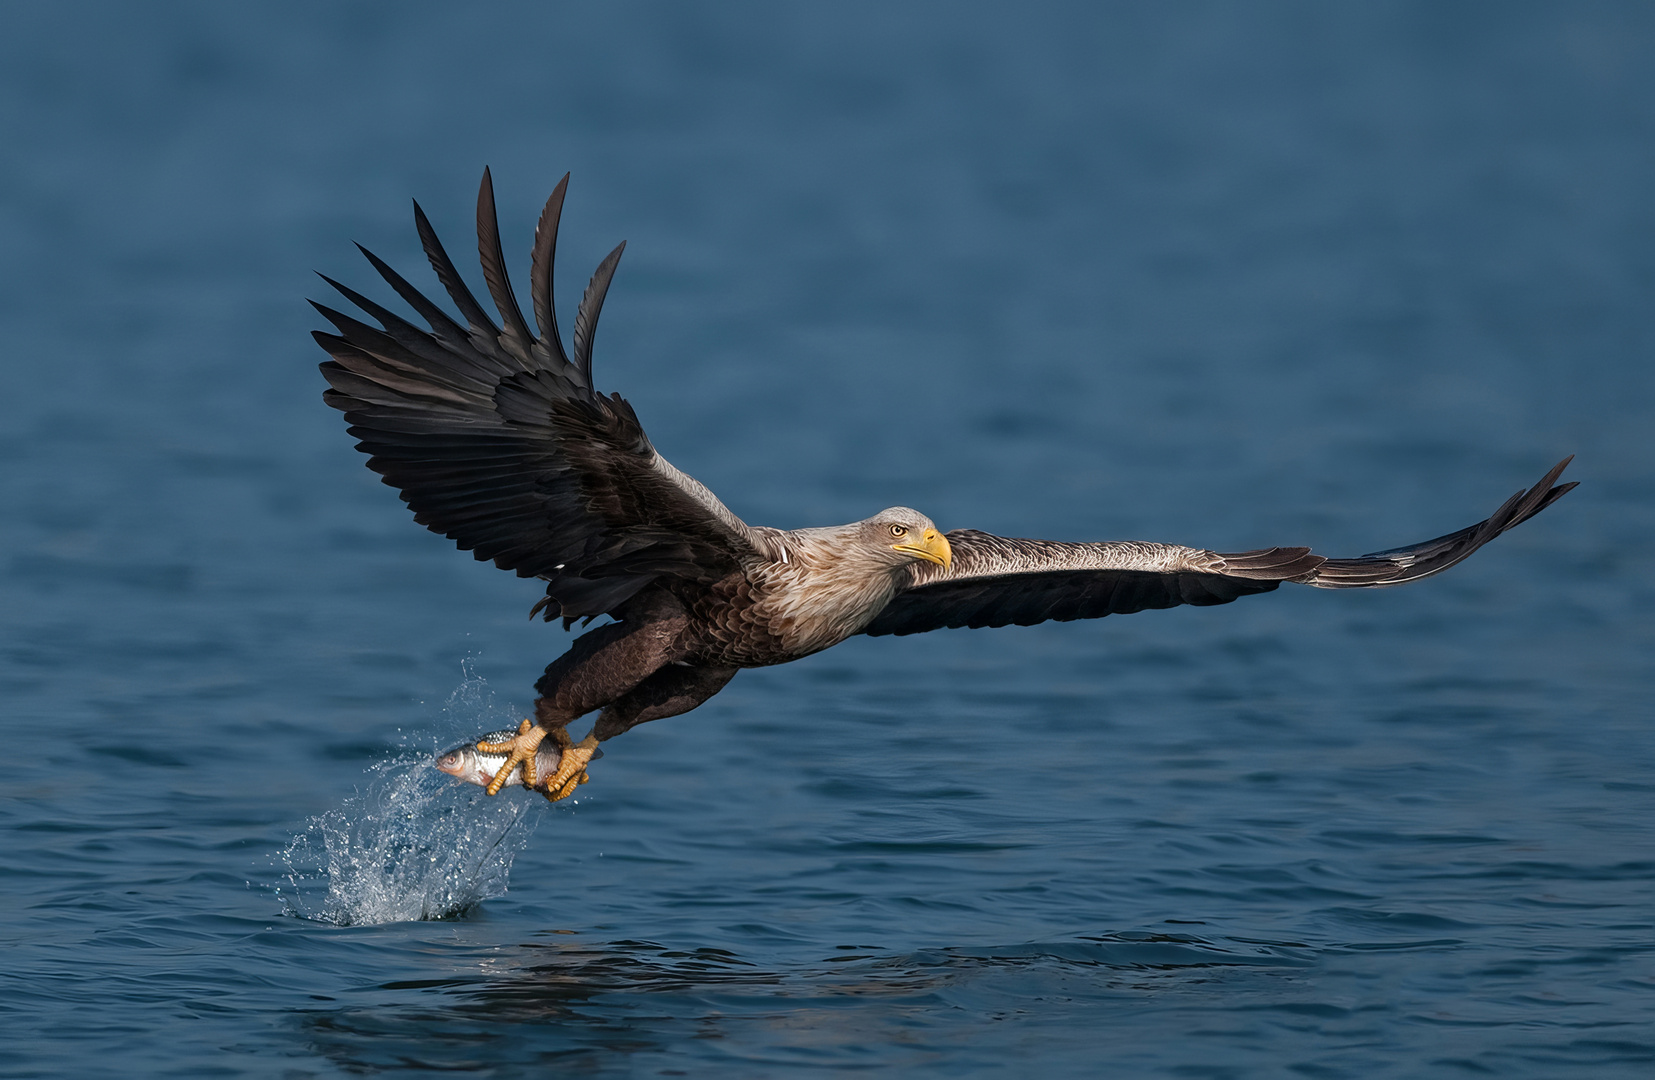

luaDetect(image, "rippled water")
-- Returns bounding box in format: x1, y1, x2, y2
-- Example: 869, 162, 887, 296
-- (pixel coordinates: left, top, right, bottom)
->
4, 3, 1654, 1076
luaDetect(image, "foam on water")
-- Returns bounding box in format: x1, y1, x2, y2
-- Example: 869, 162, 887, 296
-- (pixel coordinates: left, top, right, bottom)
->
277, 674, 548, 925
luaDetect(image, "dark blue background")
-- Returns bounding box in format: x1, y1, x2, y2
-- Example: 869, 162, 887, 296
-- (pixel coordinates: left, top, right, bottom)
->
2, 3, 1651, 1076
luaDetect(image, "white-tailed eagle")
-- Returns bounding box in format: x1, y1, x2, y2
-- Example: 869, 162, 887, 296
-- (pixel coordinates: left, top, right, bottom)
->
314, 172, 1575, 801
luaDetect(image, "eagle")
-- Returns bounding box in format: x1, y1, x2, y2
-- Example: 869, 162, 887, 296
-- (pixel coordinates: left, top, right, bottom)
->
313, 171, 1576, 803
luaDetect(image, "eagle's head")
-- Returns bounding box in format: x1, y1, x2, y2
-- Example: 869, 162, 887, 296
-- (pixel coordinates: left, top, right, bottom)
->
862, 507, 952, 570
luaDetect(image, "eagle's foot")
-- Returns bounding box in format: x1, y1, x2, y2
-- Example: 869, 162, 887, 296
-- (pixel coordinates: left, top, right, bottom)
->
475, 720, 549, 795
538, 733, 600, 802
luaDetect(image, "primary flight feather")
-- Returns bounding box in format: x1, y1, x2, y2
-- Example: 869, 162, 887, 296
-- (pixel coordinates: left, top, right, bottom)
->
314, 170, 1576, 801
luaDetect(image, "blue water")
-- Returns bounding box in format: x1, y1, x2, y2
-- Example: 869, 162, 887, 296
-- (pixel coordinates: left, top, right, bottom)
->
3, 2, 1653, 1076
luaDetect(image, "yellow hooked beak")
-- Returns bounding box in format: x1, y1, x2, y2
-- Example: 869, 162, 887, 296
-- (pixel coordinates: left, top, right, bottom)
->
894, 527, 952, 569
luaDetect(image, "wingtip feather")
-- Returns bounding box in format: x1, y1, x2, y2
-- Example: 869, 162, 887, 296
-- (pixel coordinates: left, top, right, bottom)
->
413, 194, 502, 342
531, 173, 573, 368
571, 241, 627, 385
475, 167, 536, 356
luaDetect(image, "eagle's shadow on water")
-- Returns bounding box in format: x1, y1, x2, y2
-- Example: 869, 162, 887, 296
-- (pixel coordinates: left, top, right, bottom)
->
293, 932, 1315, 1073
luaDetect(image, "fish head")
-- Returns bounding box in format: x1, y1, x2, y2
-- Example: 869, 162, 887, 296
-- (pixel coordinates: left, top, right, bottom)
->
433, 744, 478, 782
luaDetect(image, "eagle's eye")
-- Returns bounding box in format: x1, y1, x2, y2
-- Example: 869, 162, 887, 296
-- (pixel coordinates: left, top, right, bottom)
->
889, 524, 906, 537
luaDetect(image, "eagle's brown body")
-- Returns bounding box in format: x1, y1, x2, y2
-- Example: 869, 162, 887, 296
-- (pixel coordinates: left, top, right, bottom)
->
314, 171, 1576, 801
529, 512, 949, 744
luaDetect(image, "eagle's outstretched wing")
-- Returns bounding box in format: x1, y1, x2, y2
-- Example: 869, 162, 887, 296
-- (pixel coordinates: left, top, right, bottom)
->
314, 170, 760, 622
863, 458, 1575, 637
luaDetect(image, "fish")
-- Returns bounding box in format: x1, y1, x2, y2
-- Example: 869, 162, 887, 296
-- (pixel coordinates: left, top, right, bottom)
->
433, 730, 598, 792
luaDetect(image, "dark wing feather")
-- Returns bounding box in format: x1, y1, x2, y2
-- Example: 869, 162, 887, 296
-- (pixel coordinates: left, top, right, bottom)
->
1308, 457, 1576, 588
529, 173, 573, 371
572, 241, 625, 387
474, 167, 537, 362
864, 459, 1575, 637
412, 199, 510, 360
315, 171, 760, 622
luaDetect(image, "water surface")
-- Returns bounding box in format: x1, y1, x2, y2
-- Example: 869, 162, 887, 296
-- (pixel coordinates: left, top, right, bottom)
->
3, 3, 1653, 1076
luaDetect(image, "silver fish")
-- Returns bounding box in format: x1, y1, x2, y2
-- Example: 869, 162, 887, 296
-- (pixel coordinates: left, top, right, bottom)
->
433, 730, 570, 792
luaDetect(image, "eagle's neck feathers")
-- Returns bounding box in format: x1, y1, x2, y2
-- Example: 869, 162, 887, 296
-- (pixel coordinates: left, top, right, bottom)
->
746, 525, 910, 658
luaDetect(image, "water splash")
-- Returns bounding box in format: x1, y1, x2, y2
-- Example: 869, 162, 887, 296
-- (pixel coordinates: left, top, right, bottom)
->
278, 673, 547, 925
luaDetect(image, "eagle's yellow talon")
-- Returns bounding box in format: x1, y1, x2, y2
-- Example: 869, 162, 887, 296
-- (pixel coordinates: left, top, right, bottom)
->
538, 734, 600, 803
475, 719, 546, 796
